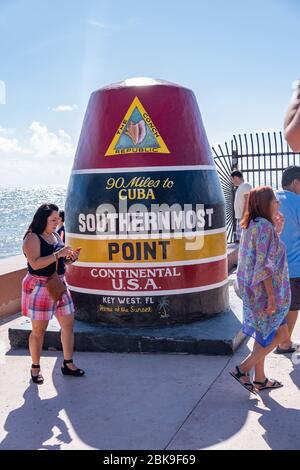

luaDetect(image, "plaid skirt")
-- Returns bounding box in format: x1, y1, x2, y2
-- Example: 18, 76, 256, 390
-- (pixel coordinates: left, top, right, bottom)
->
22, 273, 75, 321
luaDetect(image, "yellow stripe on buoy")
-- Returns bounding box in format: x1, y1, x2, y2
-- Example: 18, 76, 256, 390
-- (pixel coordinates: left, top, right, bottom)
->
66, 231, 227, 264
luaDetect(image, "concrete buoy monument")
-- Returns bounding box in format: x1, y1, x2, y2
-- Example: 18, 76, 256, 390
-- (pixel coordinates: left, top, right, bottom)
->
65, 77, 229, 325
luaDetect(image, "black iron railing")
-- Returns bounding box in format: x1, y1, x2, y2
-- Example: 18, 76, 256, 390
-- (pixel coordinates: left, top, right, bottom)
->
213, 131, 300, 243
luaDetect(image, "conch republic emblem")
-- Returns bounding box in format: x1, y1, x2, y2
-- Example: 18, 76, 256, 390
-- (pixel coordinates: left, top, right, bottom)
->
65, 77, 228, 325
105, 96, 170, 155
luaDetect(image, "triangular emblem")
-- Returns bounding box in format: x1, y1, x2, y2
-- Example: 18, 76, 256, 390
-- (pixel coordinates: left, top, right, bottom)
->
105, 96, 170, 156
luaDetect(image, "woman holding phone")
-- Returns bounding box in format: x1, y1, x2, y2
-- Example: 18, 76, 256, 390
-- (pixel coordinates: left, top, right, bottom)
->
22, 203, 85, 384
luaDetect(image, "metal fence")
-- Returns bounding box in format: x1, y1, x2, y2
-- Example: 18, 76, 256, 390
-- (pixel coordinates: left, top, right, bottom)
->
213, 131, 300, 243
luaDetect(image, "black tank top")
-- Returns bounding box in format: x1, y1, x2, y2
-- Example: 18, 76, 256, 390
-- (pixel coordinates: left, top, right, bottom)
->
27, 232, 65, 276
57, 225, 65, 243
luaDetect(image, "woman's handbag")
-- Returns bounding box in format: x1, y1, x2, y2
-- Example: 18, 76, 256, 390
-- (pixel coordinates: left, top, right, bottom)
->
46, 256, 67, 302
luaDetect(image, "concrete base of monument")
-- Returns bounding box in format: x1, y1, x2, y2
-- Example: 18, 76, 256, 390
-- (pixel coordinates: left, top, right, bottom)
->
8, 277, 245, 355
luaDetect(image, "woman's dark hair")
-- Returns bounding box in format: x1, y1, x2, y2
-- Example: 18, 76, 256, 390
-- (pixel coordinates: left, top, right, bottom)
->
59, 210, 65, 223
24, 203, 59, 239
240, 186, 275, 229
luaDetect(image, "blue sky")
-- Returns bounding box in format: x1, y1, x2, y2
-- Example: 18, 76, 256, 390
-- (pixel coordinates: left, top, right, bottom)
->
0, 0, 299, 185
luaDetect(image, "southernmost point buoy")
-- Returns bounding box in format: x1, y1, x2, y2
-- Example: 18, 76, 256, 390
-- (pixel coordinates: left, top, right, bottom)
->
65, 77, 229, 325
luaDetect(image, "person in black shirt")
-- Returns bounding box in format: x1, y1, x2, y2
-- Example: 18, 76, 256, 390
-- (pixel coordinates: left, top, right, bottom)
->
57, 209, 65, 243
22, 203, 84, 384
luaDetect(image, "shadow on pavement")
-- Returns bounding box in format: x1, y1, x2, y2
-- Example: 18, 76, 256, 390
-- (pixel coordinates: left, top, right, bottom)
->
249, 392, 300, 450
1, 351, 245, 450
0, 384, 72, 450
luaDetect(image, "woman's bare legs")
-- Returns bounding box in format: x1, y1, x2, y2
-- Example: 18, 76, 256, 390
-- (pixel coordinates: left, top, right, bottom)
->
253, 342, 267, 382
278, 310, 298, 350
56, 315, 79, 371
231, 324, 289, 385
29, 320, 49, 376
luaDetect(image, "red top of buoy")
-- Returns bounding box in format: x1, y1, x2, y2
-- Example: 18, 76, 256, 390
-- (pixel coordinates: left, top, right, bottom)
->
73, 77, 214, 170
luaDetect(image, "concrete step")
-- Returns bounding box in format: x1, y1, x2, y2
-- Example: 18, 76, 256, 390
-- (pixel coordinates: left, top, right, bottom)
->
8, 284, 244, 355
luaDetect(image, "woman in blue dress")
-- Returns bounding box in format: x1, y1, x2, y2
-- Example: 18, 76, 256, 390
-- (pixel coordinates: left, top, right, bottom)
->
230, 186, 291, 395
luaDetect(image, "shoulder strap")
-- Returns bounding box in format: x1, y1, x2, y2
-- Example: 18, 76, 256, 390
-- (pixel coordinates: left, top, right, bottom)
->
52, 253, 59, 273
53, 231, 63, 243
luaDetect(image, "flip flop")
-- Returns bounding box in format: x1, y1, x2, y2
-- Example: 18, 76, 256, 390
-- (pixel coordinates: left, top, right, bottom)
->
253, 378, 283, 391
229, 366, 258, 396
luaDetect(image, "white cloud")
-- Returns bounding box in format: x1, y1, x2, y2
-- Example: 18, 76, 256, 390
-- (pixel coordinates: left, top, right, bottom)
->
29, 121, 74, 158
0, 122, 76, 185
0, 122, 74, 158
0, 126, 14, 135
49, 104, 78, 112
0, 127, 29, 154
0, 135, 23, 154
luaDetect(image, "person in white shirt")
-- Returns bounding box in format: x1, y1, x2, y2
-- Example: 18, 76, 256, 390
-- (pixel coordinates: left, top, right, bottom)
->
231, 170, 252, 242
284, 78, 300, 152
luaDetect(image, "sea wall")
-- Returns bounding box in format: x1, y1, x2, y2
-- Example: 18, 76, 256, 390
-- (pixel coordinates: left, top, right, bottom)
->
0, 246, 238, 320
0, 255, 26, 319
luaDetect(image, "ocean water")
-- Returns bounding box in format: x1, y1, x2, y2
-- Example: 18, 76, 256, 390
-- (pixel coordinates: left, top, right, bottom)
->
0, 185, 67, 259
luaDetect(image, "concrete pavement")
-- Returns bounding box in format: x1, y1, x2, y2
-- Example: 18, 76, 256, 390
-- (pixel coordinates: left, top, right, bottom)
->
0, 313, 300, 450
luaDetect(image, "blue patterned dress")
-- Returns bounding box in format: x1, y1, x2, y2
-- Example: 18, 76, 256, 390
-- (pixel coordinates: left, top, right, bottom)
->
237, 217, 291, 346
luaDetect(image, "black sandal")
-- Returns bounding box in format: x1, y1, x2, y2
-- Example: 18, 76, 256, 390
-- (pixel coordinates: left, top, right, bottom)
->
253, 378, 283, 391
274, 344, 300, 354
229, 365, 257, 395
61, 359, 85, 377
31, 364, 44, 384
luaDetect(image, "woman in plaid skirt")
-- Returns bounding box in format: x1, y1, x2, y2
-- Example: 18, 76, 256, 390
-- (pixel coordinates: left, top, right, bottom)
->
22, 203, 85, 384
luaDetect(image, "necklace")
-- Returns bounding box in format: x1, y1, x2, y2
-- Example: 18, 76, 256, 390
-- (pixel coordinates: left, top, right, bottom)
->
42, 231, 54, 242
